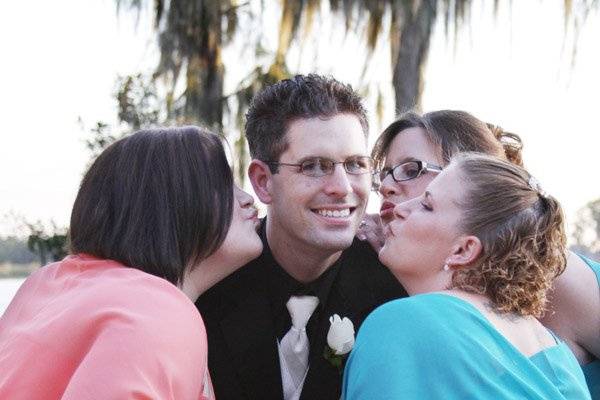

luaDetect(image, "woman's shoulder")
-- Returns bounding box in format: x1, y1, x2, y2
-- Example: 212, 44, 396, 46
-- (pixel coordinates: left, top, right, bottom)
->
359, 293, 475, 343
98, 272, 201, 331
542, 252, 600, 362
578, 253, 600, 279
348, 293, 484, 387
367, 292, 471, 321
49, 255, 205, 338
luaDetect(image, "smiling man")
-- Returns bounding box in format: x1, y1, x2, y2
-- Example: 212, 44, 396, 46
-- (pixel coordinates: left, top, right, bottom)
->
197, 74, 406, 400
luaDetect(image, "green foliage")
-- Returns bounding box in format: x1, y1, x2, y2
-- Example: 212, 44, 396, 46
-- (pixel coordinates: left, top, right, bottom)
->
106, 0, 597, 183
25, 221, 68, 267
84, 121, 119, 158
84, 74, 165, 157
116, 74, 161, 130
0, 236, 36, 264
117, 0, 245, 129
571, 198, 600, 258
323, 345, 343, 373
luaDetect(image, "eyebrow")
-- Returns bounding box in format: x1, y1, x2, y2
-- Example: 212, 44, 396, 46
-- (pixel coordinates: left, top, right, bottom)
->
386, 156, 420, 166
296, 154, 367, 162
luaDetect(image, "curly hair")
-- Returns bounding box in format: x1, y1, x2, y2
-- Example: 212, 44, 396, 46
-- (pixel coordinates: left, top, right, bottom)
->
372, 110, 523, 171
485, 122, 523, 167
450, 153, 567, 317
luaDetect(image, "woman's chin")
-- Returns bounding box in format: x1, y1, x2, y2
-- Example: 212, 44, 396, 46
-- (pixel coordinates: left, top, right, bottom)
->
235, 238, 264, 267
377, 244, 395, 269
248, 239, 264, 261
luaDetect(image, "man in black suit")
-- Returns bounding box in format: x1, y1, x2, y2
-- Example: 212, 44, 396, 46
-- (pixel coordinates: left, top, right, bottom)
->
197, 74, 406, 400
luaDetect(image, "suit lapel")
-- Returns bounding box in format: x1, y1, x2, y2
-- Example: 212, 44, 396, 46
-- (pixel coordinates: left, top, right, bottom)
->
300, 253, 373, 400
218, 263, 284, 400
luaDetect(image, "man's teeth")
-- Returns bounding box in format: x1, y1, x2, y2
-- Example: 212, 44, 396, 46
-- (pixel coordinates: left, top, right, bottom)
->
316, 209, 351, 218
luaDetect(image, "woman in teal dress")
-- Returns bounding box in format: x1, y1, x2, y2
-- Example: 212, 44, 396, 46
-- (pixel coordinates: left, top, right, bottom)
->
357, 110, 599, 397
343, 153, 591, 399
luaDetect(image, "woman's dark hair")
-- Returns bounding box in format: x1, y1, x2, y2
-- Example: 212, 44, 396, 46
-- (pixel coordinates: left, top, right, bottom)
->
69, 126, 233, 285
372, 110, 523, 170
245, 74, 369, 167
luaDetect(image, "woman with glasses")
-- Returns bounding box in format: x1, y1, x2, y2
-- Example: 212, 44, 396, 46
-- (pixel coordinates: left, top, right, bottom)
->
355, 110, 600, 398
0, 127, 263, 399
343, 152, 591, 399
357, 110, 522, 248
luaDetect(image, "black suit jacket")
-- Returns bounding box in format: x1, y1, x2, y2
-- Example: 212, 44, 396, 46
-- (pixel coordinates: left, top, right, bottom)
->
197, 237, 406, 400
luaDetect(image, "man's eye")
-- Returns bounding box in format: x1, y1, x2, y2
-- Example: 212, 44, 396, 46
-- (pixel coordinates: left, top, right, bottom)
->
301, 159, 319, 172
345, 159, 362, 171
301, 158, 333, 175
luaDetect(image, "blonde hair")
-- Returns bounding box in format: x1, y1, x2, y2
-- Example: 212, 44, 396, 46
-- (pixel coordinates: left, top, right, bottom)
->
451, 153, 566, 317
485, 122, 523, 167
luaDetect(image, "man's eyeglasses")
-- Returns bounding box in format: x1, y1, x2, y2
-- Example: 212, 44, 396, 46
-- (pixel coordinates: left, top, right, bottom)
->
377, 160, 442, 184
267, 156, 375, 177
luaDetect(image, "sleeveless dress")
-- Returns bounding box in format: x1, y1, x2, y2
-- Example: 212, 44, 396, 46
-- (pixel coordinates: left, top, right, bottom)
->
580, 255, 600, 398
342, 293, 591, 399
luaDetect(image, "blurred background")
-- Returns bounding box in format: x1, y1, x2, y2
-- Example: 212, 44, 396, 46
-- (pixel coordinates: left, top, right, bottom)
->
1, 0, 600, 313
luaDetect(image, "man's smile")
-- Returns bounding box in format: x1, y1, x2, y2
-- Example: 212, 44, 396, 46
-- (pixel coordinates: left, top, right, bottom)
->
313, 208, 353, 218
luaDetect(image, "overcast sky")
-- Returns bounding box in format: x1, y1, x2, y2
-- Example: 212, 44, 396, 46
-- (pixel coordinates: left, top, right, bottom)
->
1, 1, 599, 238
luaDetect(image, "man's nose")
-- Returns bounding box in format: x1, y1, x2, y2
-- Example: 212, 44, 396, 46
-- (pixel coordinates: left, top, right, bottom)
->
323, 164, 353, 197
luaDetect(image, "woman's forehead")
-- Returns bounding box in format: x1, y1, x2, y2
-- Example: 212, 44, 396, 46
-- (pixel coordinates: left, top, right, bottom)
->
385, 128, 442, 166
426, 165, 465, 206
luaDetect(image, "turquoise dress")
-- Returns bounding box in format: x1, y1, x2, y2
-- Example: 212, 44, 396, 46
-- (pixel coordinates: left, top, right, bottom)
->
342, 294, 591, 399
580, 255, 600, 398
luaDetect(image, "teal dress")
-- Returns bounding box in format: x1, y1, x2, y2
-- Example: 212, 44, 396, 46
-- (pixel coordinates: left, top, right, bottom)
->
580, 255, 600, 398
342, 294, 591, 399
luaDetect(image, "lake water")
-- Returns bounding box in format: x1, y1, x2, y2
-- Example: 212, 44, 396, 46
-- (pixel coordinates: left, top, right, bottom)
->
0, 278, 26, 316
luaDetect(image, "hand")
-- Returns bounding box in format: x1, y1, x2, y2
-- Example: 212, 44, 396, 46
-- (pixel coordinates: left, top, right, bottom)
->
356, 213, 385, 253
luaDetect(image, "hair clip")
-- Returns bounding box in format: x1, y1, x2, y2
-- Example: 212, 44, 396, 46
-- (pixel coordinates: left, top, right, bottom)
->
528, 176, 549, 198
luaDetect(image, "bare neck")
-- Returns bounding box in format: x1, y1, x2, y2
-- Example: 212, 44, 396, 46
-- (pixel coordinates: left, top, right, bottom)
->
179, 263, 219, 302
394, 270, 453, 297
180, 277, 203, 303
266, 218, 343, 284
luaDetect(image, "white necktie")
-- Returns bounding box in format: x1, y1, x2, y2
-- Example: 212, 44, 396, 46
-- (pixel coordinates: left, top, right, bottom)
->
278, 295, 319, 400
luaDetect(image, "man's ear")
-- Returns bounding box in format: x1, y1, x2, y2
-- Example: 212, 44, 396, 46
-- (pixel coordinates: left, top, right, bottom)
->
446, 235, 482, 269
248, 159, 273, 204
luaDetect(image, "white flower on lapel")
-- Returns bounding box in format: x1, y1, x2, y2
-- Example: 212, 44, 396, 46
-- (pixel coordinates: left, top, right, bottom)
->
326, 314, 355, 355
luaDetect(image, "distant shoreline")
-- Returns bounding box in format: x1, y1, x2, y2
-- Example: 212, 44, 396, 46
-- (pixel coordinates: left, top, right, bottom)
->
0, 262, 38, 279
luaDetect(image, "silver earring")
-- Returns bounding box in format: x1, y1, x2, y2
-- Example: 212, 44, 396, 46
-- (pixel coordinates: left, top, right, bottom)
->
443, 263, 450, 271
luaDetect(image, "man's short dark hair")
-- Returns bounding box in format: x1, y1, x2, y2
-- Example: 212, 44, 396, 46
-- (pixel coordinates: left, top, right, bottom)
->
69, 126, 233, 285
245, 74, 369, 165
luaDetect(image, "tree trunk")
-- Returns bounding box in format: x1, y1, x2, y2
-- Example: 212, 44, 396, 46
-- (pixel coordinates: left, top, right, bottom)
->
390, 0, 437, 114
185, 54, 224, 128
184, 4, 225, 129
39, 243, 47, 267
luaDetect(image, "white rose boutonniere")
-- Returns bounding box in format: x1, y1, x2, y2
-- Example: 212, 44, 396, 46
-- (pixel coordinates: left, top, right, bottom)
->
323, 314, 355, 372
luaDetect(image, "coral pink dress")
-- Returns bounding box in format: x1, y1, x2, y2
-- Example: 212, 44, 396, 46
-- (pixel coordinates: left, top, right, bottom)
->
0, 254, 214, 399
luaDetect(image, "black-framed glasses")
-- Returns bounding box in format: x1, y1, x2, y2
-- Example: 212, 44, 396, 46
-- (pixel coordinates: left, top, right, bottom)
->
267, 156, 374, 177
378, 160, 442, 183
